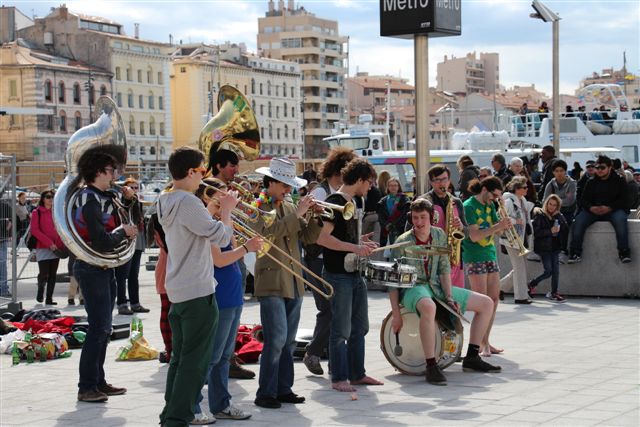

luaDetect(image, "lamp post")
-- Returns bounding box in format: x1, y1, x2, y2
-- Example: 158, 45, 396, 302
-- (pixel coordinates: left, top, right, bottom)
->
530, 0, 561, 154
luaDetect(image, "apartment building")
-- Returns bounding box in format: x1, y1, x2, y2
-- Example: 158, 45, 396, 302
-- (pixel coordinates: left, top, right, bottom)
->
0, 41, 111, 161
18, 5, 173, 176
436, 52, 500, 95
258, 0, 348, 158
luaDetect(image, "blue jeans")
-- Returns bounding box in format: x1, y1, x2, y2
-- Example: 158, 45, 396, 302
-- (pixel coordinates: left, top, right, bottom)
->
75, 260, 116, 392
324, 271, 369, 383
570, 209, 629, 255
531, 251, 560, 294
194, 305, 243, 414
115, 249, 143, 306
0, 239, 8, 295
256, 296, 302, 399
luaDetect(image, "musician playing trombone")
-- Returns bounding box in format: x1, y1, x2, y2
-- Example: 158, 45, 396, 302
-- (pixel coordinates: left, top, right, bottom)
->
389, 198, 502, 386
315, 158, 384, 393
250, 158, 322, 410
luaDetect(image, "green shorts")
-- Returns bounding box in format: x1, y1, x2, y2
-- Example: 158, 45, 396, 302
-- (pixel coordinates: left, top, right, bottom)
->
402, 284, 471, 315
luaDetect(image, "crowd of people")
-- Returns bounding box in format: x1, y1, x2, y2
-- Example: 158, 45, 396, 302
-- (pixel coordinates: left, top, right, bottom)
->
2, 143, 637, 426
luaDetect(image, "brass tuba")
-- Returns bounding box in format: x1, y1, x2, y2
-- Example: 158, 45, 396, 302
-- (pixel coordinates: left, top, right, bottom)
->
198, 85, 260, 163
53, 97, 136, 268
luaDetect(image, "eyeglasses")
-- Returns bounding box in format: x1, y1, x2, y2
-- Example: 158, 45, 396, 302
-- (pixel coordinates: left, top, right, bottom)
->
518, 185, 528, 190
129, 186, 139, 190
191, 167, 207, 175
104, 167, 115, 175
432, 177, 449, 183
43, 195, 53, 199
595, 165, 608, 171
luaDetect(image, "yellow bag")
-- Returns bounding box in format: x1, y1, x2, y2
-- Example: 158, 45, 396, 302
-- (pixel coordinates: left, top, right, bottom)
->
116, 330, 158, 361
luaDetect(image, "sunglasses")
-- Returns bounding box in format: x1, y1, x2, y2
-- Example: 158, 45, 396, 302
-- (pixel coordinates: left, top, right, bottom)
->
43, 195, 53, 199
586, 165, 595, 169
595, 165, 608, 171
191, 167, 208, 175
129, 186, 139, 190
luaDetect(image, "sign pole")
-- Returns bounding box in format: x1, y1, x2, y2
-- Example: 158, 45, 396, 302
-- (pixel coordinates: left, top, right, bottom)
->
414, 34, 429, 196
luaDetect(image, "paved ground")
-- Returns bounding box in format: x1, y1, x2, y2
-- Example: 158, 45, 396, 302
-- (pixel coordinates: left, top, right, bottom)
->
1, 255, 638, 426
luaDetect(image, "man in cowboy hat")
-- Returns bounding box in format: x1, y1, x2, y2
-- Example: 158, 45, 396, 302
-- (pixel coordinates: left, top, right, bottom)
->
251, 157, 323, 409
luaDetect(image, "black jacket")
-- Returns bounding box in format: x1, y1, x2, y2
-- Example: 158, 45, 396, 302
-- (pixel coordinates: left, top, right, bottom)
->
532, 210, 568, 254
579, 171, 628, 212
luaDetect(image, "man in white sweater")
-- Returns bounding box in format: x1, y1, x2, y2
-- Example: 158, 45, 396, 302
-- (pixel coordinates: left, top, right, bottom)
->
158, 147, 238, 427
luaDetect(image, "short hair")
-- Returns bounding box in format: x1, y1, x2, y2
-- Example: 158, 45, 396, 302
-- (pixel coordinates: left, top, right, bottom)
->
123, 176, 138, 186
409, 198, 436, 224
506, 175, 528, 193
542, 145, 555, 155
468, 176, 504, 195
263, 175, 280, 188
341, 159, 376, 185
552, 159, 568, 171
509, 157, 523, 167
195, 177, 226, 203
428, 164, 450, 180
38, 189, 55, 206
76, 146, 120, 185
17, 192, 26, 198
209, 149, 239, 176
168, 147, 205, 180
320, 147, 356, 180
612, 158, 622, 170
386, 177, 403, 194
456, 154, 474, 171
596, 155, 612, 167
491, 153, 506, 167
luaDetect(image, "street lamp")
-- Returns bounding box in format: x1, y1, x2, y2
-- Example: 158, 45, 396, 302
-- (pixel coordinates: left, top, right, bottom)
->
530, 0, 561, 154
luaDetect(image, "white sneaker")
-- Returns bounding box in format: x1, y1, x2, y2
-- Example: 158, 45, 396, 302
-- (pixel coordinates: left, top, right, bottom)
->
215, 404, 251, 420
190, 412, 216, 425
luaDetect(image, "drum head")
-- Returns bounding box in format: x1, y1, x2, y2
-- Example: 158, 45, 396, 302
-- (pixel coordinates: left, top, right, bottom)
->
380, 308, 464, 376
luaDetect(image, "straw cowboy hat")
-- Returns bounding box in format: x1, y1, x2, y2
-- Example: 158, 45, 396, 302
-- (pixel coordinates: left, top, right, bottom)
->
255, 157, 307, 189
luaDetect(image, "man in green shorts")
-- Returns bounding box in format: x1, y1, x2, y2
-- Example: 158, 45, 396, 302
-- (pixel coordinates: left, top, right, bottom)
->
389, 198, 501, 386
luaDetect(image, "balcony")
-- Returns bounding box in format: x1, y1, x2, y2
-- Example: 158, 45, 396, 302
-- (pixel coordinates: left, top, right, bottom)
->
304, 127, 333, 136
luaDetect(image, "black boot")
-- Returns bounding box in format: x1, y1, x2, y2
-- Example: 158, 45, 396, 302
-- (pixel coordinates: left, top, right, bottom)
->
45, 279, 57, 306
36, 281, 45, 303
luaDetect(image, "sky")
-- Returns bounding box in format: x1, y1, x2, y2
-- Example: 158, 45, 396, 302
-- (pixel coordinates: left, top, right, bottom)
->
9, 0, 640, 96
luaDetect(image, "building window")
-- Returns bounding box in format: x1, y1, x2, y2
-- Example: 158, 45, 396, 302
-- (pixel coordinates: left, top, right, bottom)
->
149, 118, 156, 135
140, 146, 146, 155
129, 146, 136, 155
252, 100, 256, 111
267, 81, 271, 96
268, 102, 272, 118
139, 121, 145, 135
116, 92, 122, 107
59, 111, 67, 132
276, 105, 280, 118
268, 124, 273, 138
292, 129, 296, 140
290, 87, 294, 98
260, 104, 264, 116
137, 69, 142, 83
128, 91, 134, 108
261, 127, 264, 137
180, 67, 186, 73
291, 106, 295, 117
44, 80, 52, 101
150, 146, 156, 155
129, 117, 135, 134
159, 122, 165, 136
284, 102, 288, 117
100, 85, 107, 96
45, 115, 53, 130
148, 93, 155, 109
88, 85, 95, 105
160, 146, 166, 156
147, 68, 153, 84
58, 81, 65, 103
259, 83, 263, 95
157, 72, 163, 84
9, 80, 17, 98
139, 94, 144, 109
277, 128, 280, 139
75, 112, 82, 130
126, 66, 132, 81
283, 82, 287, 97
276, 86, 279, 97
73, 83, 81, 103
158, 96, 163, 110
115, 67, 121, 80
251, 78, 255, 94
284, 124, 288, 138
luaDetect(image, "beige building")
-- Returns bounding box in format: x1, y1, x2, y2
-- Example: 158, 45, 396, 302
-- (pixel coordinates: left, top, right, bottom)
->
258, 0, 348, 158
436, 52, 500, 95
18, 5, 173, 177
578, 67, 639, 108
0, 41, 111, 161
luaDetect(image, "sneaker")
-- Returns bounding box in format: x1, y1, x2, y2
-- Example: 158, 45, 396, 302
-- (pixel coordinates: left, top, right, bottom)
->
462, 355, 502, 373
254, 396, 281, 409
620, 254, 631, 264
499, 290, 504, 301
77, 389, 108, 403
547, 292, 566, 303
229, 356, 255, 379
97, 383, 127, 395
68, 298, 76, 306
131, 304, 150, 313
303, 352, 324, 375
118, 305, 133, 315
559, 252, 568, 264
425, 364, 447, 386
567, 254, 582, 264
277, 392, 305, 404
159, 351, 170, 364
527, 281, 537, 299
190, 412, 216, 425
215, 404, 251, 420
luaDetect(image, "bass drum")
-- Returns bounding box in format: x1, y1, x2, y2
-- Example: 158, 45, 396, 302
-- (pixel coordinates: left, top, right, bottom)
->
380, 307, 463, 375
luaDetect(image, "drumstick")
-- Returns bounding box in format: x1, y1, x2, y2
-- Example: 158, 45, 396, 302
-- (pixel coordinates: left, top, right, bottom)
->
371, 241, 411, 254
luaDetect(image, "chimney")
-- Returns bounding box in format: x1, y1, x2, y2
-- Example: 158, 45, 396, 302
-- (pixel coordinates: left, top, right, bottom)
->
268, 0, 275, 14
134, 23, 139, 39
60, 4, 68, 19
278, 0, 285, 12
288, 0, 294, 11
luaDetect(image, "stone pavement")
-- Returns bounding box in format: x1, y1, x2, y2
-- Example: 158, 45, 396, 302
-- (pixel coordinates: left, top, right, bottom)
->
1, 255, 638, 426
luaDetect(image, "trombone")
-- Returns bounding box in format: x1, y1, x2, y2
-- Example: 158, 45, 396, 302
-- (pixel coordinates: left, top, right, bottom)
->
232, 216, 334, 300
201, 184, 277, 228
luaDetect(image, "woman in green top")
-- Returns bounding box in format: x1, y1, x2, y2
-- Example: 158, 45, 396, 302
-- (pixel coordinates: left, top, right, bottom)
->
462, 177, 511, 357
389, 198, 501, 386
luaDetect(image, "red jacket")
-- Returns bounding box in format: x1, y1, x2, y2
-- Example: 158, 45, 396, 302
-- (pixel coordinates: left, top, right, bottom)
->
30, 206, 64, 250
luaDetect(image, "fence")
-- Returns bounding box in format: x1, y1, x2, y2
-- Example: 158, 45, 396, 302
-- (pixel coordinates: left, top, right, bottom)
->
1, 154, 17, 309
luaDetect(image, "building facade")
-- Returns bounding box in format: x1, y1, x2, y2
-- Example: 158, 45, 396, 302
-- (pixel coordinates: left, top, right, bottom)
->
436, 52, 500, 95
0, 41, 111, 161
578, 67, 639, 108
258, 0, 348, 158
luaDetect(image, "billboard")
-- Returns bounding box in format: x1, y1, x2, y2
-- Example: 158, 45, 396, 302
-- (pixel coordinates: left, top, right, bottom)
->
380, 0, 461, 39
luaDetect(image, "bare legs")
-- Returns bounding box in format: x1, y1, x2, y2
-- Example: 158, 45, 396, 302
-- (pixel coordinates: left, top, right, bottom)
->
469, 272, 503, 356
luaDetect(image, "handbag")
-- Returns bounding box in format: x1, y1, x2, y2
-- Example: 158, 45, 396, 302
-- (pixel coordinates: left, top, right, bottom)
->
26, 212, 40, 251
53, 247, 70, 259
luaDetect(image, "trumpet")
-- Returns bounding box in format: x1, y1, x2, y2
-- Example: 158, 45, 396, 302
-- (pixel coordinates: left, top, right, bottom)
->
201, 184, 277, 228
232, 216, 334, 300
309, 199, 356, 220
497, 198, 530, 257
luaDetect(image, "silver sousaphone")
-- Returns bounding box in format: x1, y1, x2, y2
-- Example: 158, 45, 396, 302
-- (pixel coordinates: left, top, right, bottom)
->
53, 96, 136, 268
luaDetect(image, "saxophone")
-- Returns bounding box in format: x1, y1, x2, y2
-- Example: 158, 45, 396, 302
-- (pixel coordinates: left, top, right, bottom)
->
445, 192, 465, 267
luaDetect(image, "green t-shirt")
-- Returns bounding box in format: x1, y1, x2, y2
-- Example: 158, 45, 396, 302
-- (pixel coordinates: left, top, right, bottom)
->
462, 196, 499, 263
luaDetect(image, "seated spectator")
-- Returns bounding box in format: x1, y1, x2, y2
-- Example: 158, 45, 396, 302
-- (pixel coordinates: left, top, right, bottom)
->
576, 160, 596, 210
564, 105, 575, 117
623, 171, 639, 211
543, 160, 577, 225
568, 155, 631, 264
577, 106, 588, 122
491, 153, 513, 186
569, 162, 583, 181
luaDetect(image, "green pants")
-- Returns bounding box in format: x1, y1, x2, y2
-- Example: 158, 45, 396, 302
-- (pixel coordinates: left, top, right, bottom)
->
160, 294, 218, 427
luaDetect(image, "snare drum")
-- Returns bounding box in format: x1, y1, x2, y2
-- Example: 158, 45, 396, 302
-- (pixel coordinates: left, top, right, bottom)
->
380, 308, 463, 375
363, 261, 417, 289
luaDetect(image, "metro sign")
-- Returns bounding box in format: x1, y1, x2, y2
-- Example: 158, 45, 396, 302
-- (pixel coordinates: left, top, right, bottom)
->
380, 0, 461, 38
